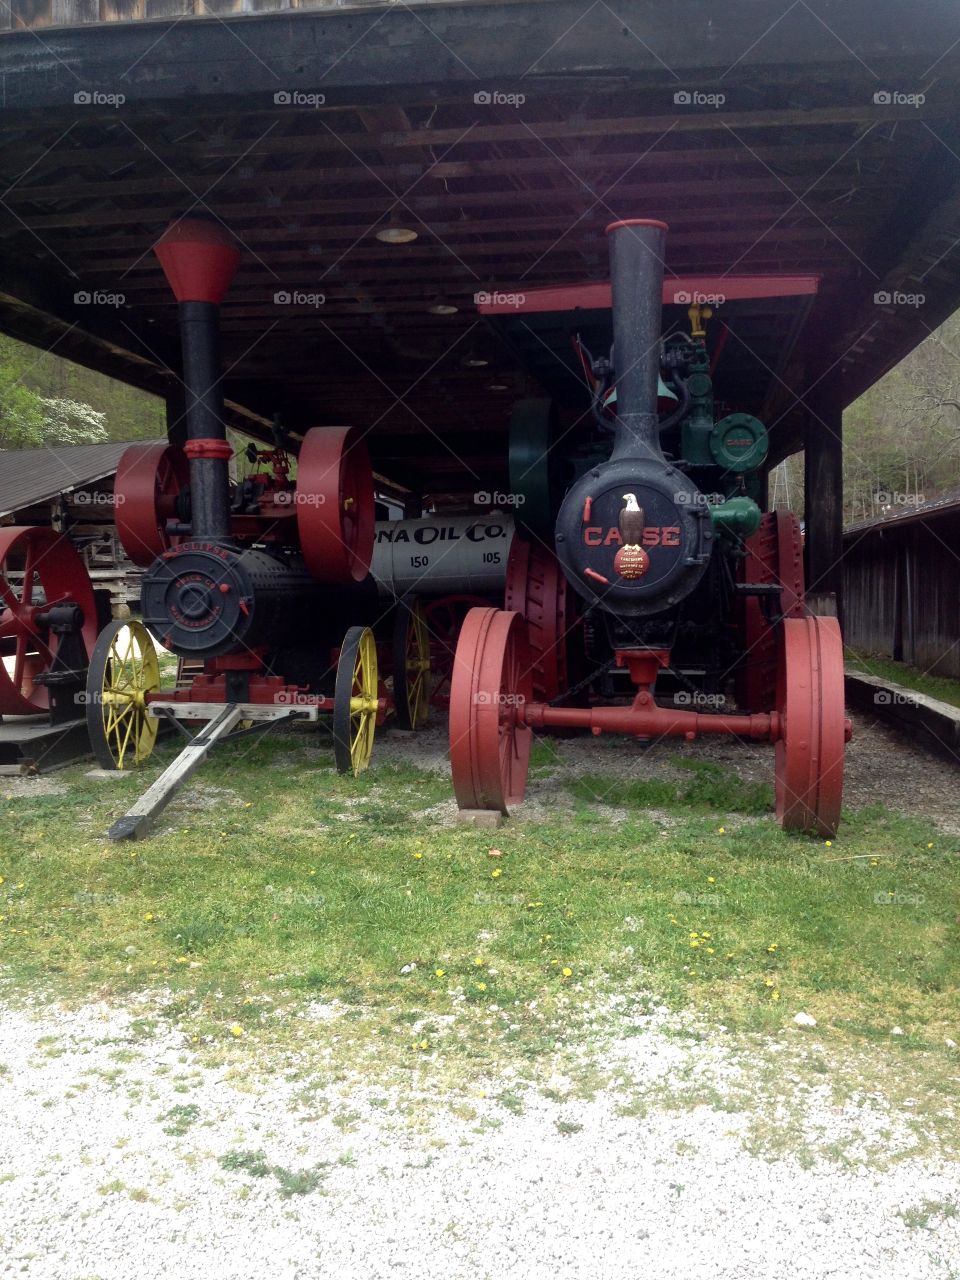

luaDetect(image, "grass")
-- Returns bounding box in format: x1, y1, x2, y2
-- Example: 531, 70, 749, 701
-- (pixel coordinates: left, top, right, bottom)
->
846, 649, 960, 710
0, 726, 958, 1104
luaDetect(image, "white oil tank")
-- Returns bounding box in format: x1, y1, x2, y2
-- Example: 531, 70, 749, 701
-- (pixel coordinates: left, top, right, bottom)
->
371, 513, 515, 597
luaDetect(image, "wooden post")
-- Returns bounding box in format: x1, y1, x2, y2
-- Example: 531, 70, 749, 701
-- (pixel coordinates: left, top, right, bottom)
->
803, 367, 844, 621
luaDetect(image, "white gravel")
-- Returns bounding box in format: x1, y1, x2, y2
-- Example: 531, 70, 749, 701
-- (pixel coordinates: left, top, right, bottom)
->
2, 996, 958, 1280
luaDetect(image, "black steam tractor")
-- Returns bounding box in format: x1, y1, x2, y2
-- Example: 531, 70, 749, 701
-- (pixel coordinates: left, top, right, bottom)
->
449, 219, 850, 837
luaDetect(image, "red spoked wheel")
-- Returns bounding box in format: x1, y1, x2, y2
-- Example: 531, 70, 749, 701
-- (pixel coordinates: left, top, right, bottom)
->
296, 426, 374, 583
423, 594, 489, 704
736, 511, 806, 711
503, 537, 571, 703
0, 527, 98, 715
775, 614, 847, 837
449, 607, 533, 813
114, 441, 189, 567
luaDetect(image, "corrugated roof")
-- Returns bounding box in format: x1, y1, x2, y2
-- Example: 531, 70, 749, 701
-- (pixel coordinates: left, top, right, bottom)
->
843, 490, 960, 538
0, 442, 135, 519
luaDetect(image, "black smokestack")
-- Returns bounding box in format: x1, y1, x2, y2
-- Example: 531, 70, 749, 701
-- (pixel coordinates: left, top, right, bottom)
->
605, 218, 668, 462
155, 218, 241, 542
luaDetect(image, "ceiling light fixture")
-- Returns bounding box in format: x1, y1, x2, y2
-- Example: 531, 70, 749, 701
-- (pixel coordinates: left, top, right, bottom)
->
375, 213, 418, 245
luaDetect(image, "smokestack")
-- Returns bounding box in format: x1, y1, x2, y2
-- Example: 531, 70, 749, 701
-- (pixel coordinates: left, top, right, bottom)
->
155, 218, 241, 543
605, 219, 668, 462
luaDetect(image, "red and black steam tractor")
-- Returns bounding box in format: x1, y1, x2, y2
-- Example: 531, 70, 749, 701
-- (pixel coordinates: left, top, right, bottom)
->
448, 219, 850, 837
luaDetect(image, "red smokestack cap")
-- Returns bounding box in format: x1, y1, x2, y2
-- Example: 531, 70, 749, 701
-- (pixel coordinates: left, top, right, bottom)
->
155, 218, 240, 304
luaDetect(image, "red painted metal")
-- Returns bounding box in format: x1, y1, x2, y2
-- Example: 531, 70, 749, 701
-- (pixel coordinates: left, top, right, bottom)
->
183, 438, 234, 460
449, 607, 533, 813
477, 275, 821, 315
154, 218, 241, 305
735, 511, 806, 711
522, 701, 776, 740
503, 537, 570, 702
605, 218, 670, 234
0, 526, 98, 715
775, 615, 847, 837
114, 441, 189, 567
296, 426, 374, 583
423, 594, 489, 705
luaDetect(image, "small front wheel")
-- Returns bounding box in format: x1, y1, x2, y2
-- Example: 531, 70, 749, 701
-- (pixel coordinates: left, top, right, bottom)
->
85, 619, 161, 770
333, 626, 378, 775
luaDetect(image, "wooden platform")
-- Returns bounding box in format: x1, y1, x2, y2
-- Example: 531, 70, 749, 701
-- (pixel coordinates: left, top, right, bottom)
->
0, 716, 92, 773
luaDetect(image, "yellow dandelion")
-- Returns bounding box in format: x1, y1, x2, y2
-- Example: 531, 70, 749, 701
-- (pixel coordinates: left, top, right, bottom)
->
175, 956, 189, 965
435, 968, 445, 977
419, 1039, 429, 1050
825, 840, 832, 847
706, 947, 715, 955
690, 940, 701, 948
476, 982, 487, 992
707, 877, 716, 884
474, 957, 483, 966
767, 944, 778, 952
870, 859, 879, 866
142, 912, 154, 922
701, 932, 711, 939
718, 826, 725, 834
413, 852, 423, 860
927, 842, 934, 849
725, 952, 734, 959
562, 967, 573, 978
771, 990, 781, 1002
491, 869, 502, 879
764, 979, 774, 988
229, 1024, 244, 1037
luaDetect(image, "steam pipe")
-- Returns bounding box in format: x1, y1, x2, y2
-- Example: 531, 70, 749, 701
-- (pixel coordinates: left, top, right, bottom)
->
605, 218, 669, 462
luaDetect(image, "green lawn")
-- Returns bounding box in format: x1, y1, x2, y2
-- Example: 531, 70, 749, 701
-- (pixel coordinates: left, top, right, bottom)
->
846, 648, 960, 710
1, 727, 957, 1099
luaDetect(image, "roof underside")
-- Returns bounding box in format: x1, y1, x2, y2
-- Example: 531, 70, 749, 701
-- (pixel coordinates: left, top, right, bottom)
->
0, 0, 959, 494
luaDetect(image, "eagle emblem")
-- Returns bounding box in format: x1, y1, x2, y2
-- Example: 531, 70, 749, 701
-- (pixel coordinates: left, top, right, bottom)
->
613, 492, 650, 580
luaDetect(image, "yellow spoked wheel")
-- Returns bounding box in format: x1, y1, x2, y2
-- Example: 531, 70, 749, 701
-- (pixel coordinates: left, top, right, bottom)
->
392, 598, 430, 730
85, 619, 161, 770
333, 626, 379, 775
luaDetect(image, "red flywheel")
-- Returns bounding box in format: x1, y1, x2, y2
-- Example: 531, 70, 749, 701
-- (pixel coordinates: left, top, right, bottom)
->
296, 426, 374, 583
0, 527, 98, 715
114, 441, 188, 567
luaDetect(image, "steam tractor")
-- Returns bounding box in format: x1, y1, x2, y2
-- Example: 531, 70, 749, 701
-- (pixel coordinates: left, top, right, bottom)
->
449, 219, 850, 837
75, 218, 429, 836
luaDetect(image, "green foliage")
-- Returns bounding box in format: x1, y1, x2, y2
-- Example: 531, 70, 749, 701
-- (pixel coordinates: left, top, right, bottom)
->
770, 309, 960, 523
0, 333, 165, 450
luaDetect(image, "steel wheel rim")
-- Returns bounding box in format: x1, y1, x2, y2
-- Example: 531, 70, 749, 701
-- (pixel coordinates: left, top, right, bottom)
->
775, 615, 845, 836
334, 626, 379, 774
503, 536, 570, 702
86, 619, 161, 770
449, 607, 533, 813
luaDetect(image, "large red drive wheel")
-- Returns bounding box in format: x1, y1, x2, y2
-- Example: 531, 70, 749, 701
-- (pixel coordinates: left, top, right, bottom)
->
296, 426, 374, 583
503, 537, 570, 703
775, 614, 847, 837
114, 441, 188, 567
0, 526, 98, 714
449, 608, 533, 813
736, 511, 805, 711
423, 594, 489, 705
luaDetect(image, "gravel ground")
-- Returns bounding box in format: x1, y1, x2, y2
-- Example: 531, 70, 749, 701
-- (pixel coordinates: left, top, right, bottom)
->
1, 997, 958, 1280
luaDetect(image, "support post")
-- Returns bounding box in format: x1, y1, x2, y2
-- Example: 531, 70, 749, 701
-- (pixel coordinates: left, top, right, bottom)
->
803, 367, 844, 621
